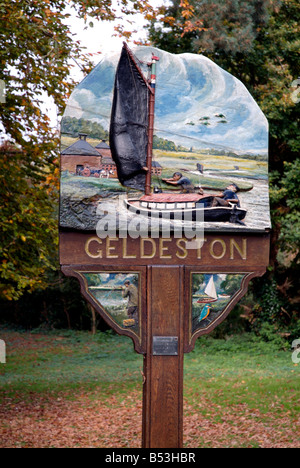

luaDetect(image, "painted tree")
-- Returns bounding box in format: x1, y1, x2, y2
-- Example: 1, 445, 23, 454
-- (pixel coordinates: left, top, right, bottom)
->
0, 0, 154, 301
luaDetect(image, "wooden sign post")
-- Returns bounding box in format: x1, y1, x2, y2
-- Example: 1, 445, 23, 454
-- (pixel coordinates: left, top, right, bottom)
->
60, 232, 269, 448
60, 44, 270, 448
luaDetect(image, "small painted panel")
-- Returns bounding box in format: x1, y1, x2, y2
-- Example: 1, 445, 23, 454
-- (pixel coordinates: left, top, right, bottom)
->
191, 273, 245, 335
82, 272, 141, 338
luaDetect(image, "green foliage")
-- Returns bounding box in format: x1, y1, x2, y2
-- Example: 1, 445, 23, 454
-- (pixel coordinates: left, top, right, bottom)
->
153, 134, 177, 151
147, 0, 300, 339
192, 332, 287, 356
0, 143, 59, 300
242, 275, 299, 345
1, 0, 299, 339
61, 116, 109, 141
0, 0, 154, 301
149, 0, 274, 55
256, 323, 288, 349
192, 274, 205, 294
0, 274, 109, 331
220, 275, 244, 296
252, 280, 284, 326
271, 159, 300, 259
148, 0, 300, 164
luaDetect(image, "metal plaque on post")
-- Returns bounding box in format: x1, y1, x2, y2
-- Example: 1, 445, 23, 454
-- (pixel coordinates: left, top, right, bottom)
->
153, 336, 179, 356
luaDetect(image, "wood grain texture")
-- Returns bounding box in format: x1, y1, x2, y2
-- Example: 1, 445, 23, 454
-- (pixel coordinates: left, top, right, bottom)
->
60, 231, 270, 448
143, 266, 184, 448
59, 232, 270, 269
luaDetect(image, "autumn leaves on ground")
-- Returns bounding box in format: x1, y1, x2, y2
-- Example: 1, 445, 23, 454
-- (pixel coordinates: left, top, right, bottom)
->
0, 330, 299, 448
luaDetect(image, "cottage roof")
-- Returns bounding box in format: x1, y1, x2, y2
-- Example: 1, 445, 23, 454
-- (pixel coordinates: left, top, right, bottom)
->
61, 134, 100, 156
96, 140, 110, 150
152, 161, 162, 168
102, 156, 115, 164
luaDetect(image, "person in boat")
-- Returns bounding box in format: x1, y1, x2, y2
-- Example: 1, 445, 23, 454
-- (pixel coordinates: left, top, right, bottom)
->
196, 187, 213, 207
211, 183, 241, 207
122, 280, 139, 325
162, 172, 194, 193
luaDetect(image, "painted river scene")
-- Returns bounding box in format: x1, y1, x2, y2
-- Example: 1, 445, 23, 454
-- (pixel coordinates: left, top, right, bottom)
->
60, 46, 270, 233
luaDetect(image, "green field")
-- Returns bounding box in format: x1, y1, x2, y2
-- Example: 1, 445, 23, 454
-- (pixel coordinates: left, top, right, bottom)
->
153, 149, 266, 188
61, 160, 257, 198
60, 136, 265, 193
0, 329, 298, 448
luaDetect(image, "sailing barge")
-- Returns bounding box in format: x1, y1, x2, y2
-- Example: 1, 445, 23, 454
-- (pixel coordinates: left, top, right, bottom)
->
109, 43, 247, 224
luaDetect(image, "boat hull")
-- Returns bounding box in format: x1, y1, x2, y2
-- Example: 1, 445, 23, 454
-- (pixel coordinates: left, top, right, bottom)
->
124, 199, 247, 224
197, 298, 218, 304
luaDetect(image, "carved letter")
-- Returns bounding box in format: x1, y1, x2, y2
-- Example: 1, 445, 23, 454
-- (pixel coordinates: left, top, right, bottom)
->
210, 239, 226, 259
176, 239, 188, 259
230, 238, 247, 260
106, 238, 119, 259
140, 238, 156, 259
197, 238, 207, 259
122, 238, 137, 259
85, 237, 103, 259
159, 238, 172, 259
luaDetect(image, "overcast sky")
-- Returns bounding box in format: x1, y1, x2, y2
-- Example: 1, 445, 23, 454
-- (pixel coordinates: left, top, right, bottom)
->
63, 8, 150, 81
45, 0, 166, 126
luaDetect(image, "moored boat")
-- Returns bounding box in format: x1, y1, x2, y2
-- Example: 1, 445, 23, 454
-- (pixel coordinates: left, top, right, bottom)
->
109, 44, 247, 225
125, 193, 247, 223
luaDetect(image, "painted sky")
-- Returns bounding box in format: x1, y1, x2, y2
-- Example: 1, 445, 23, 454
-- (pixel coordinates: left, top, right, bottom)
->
63, 46, 268, 156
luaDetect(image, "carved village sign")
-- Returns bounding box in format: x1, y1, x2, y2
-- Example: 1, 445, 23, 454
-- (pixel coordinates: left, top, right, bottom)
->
59, 44, 270, 448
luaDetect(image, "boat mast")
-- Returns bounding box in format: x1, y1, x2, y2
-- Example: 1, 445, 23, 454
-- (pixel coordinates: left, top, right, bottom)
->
145, 53, 159, 196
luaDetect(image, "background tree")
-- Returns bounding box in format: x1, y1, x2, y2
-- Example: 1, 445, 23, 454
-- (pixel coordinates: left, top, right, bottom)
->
1, 0, 299, 338
147, 0, 300, 340
0, 0, 154, 302
148, 0, 299, 165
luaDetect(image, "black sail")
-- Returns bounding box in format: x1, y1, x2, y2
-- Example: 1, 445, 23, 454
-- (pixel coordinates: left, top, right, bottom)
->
109, 45, 149, 191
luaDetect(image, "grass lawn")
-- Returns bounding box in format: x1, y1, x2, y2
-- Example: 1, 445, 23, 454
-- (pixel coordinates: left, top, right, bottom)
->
0, 328, 299, 448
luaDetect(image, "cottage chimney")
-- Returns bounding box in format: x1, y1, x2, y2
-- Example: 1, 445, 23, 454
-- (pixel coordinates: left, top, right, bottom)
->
79, 133, 88, 141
